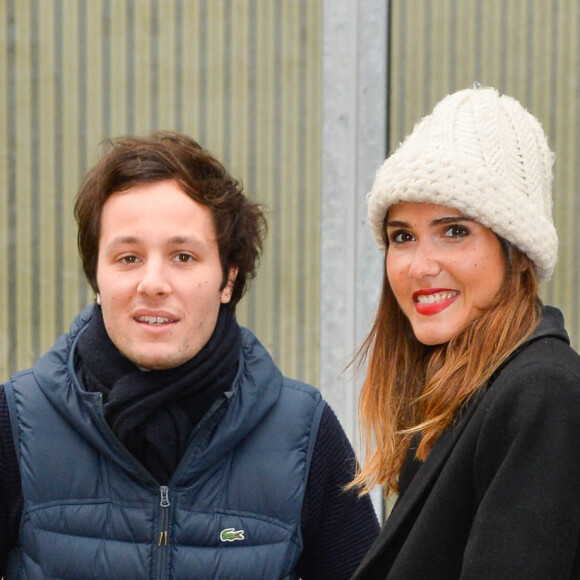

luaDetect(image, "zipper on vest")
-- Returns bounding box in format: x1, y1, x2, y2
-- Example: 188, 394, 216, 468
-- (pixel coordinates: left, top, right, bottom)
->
158, 485, 170, 547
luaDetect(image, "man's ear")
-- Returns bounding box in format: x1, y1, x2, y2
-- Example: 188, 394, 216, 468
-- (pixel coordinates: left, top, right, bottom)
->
96, 292, 102, 305
221, 267, 238, 304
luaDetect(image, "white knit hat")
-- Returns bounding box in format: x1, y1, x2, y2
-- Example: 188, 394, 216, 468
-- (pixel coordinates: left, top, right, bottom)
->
367, 86, 557, 281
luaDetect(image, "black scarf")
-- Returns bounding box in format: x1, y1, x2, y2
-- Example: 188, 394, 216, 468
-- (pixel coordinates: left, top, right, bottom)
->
76, 304, 241, 484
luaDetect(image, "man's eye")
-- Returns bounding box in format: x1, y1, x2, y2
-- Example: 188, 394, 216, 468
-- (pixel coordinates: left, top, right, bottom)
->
120, 255, 139, 264
175, 253, 194, 263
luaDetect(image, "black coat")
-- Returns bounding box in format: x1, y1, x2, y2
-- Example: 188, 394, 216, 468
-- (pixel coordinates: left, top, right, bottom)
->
351, 306, 580, 579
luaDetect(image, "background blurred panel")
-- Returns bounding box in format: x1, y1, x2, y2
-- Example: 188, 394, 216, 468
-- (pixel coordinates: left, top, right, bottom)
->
3, 0, 579, 399
0, 0, 322, 385
389, 0, 580, 348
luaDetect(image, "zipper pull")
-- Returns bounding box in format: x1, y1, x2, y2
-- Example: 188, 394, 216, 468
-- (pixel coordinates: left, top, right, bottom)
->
158, 531, 168, 547
160, 485, 170, 508
158, 486, 170, 547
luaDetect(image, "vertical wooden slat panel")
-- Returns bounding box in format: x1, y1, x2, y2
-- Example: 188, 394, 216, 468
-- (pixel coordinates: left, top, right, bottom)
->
228, 0, 255, 326
109, 1, 129, 132
52, 1, 65, 335
304, 0, 321, 378
14, 0, 34, 371
554, 2, 580, 335
180, 0, 201, 139
36, 1, 56, 352
279, 0, 299, 372
204, 0, 226, 156
133, 1, 154, 135
29, 0, 40, 360
62, 2, 84, 333
244, 0, 275, 351
256, 0, 280, 354
84, 0, 106, 167
1, 0, 322, 385
6, 0, 18, 373
390, 0, 580, 349
572, 7, 580, 338
472, 1, 497, 85
0, 1, 9, 371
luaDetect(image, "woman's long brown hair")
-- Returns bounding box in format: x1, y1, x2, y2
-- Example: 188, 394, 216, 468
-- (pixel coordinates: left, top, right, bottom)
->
350, 243, 541, 496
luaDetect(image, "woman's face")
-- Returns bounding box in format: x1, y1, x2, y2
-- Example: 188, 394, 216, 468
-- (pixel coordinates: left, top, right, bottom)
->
385, 202, 506, 345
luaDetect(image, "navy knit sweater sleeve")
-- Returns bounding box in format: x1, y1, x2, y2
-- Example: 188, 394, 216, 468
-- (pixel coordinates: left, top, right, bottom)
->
0, 389, 379, 578
296, 404, 380, 579
0, 387, 21, 576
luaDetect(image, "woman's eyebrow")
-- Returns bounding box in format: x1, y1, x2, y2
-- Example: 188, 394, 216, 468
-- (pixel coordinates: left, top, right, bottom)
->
385, 219, 408, 229
385, 215, 476, 229
431, 215, 476, 226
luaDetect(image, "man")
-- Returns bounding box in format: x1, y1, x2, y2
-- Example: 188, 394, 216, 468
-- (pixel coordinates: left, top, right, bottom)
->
0, 132, 379, 579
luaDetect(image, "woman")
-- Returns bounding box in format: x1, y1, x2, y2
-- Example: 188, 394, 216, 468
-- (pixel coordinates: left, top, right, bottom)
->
350, 87, 580, 579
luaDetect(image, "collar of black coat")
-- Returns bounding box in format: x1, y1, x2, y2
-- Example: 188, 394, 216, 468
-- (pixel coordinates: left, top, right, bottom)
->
350, 304, 569, 578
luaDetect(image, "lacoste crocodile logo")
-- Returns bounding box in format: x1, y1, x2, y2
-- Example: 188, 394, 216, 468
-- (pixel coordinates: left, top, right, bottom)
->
220, 527, 245, 542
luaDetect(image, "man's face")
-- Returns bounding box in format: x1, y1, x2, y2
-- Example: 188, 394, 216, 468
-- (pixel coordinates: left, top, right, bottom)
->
96, 179, 236, 370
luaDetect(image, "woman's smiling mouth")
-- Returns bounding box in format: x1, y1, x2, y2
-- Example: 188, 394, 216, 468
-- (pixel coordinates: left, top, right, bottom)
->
413, 290, 459, 315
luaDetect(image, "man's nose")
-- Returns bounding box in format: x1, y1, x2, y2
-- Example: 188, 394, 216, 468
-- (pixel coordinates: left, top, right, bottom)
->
136, 259, 172, 297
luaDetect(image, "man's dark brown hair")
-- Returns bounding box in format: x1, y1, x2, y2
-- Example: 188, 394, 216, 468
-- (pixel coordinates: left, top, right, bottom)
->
74, 131, 267, 310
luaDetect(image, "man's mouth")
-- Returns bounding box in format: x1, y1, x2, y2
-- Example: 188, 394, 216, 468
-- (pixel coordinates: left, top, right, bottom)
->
136, 316, 174, 325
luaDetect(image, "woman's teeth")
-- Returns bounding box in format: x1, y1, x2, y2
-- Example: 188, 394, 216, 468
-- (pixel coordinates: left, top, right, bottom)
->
416, 291, 457, 304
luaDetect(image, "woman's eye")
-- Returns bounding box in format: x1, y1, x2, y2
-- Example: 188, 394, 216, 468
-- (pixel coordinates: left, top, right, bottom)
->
444, 225, 469, 238
390, 230, 414, 244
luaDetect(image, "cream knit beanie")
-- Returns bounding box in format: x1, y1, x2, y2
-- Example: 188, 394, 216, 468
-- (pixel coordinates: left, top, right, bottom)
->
367, 86, 557, 281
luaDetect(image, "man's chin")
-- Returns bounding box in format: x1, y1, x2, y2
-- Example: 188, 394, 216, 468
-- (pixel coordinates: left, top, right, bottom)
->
123, 350, 193, 371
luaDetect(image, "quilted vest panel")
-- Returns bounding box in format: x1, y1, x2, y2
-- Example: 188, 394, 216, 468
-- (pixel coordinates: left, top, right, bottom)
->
5, 353, 324, 579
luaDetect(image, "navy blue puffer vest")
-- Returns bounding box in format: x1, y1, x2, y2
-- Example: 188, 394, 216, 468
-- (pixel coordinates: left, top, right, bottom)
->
5, 306, 324, 579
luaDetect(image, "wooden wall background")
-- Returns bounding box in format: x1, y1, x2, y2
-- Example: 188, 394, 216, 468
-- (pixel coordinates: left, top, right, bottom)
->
0, 0, 322, 383
3, 0, 580, 387
389, 0, 580, 348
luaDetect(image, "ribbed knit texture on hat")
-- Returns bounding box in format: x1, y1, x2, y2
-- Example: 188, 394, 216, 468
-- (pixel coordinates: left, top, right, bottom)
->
367, 86, 557, 281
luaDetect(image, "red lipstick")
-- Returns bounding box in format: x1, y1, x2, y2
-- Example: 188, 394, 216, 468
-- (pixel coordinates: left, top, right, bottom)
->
413, 289, 459, 316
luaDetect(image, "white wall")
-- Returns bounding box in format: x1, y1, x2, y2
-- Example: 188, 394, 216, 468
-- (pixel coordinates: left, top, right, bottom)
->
320, 0, 389, 516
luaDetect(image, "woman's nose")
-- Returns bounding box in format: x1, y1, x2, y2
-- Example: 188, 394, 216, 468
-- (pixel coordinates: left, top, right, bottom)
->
407, 242, 441, 279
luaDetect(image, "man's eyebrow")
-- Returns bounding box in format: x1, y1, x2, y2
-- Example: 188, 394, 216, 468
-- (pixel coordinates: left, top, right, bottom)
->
104, 235, 140, 247
166, 235, 212, 250
103, 234, 209, 249
166, 235, 206, 245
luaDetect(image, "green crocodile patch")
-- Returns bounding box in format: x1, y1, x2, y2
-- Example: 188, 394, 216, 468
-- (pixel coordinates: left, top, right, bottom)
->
220, 527, 245, 542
